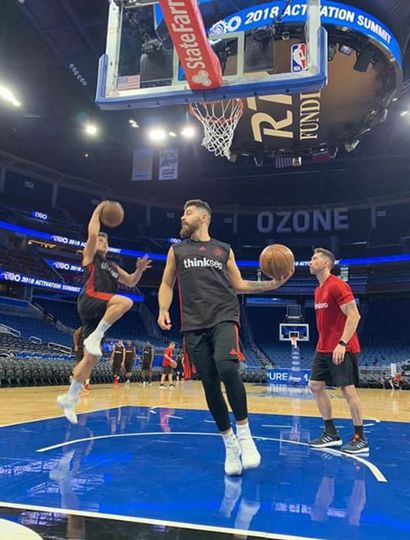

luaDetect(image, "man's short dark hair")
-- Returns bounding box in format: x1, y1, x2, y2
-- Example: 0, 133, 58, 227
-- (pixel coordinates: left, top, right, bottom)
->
98, 232, 108, 240
314, 247, 335, 269
184, 199, 212, 218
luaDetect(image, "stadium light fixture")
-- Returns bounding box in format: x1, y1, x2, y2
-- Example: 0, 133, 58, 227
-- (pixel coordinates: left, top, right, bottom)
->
84, 123, 99, 136
180, 125, 196, 138
148, 128, 167, 142
0, 83, 21, 108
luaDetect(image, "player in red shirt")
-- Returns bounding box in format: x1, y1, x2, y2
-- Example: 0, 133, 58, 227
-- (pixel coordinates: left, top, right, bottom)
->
308, 248, 368, 455
160, 341, 176, 388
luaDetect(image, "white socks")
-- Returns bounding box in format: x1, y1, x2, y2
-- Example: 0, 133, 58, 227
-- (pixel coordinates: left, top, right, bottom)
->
92, 319, 112, 338
236, 422, 251, 440
68, 381, 83, 399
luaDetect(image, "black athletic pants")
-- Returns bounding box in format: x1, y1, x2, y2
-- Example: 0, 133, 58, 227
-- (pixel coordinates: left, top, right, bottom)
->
184, 321, 247, 432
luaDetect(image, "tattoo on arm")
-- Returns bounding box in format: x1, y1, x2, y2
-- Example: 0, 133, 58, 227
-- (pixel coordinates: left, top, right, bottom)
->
242, 281, 274, 293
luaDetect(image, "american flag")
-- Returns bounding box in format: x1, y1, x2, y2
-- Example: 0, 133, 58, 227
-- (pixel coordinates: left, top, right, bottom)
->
117, 74, 141, 91
274, 156, 294, 169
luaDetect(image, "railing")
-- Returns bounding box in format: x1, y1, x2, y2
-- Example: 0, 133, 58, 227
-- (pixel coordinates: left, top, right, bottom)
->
29, 335, 42, 344
47, 342, 72, 354
0, 324, 21, 337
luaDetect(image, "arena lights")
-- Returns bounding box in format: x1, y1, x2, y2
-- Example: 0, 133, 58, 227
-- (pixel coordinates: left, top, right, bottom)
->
148, 128, 167, 142
180, 125, 196, 139
84, 123, 99, 137
400, 111, 409, 117
68, 63, 88, 87
129, 119, 139, 128
0, 83, 21, 108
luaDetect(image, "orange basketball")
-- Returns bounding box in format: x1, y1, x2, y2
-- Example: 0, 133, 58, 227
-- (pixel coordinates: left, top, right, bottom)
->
170, 360, 177, 369
100, 201, 124, 228
259, 244, 295, 279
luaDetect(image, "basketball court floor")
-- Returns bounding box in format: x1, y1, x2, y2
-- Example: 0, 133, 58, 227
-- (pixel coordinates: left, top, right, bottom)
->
0, 381, 409, 539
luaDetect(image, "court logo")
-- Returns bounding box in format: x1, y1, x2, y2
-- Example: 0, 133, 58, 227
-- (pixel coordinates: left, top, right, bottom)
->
291, 43, 307, 72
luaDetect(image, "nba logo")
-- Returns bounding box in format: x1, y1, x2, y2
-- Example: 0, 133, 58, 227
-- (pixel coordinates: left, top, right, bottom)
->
291, 44, 307, 72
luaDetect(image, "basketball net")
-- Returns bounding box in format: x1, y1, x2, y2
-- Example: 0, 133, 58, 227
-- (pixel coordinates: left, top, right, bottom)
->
290, 336, 298, 349
189, 99, 244, 159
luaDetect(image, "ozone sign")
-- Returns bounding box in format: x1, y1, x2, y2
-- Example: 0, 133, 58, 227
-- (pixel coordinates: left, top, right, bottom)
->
257, 208, 349, 234
208, 0, 401, 67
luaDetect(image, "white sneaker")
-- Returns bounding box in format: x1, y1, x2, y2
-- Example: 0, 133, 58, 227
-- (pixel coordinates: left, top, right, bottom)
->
83, 334, 102, 358
224, 436, 243, 476
57, 393, 79, 425
238, 436, 261, 470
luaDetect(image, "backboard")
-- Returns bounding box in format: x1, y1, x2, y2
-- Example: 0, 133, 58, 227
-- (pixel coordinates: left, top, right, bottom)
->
96, 0, 327, 109
279, 323, 309, 342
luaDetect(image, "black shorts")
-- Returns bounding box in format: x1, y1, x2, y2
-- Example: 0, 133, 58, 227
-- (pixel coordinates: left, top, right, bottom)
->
184, 321, 244, 373
141, 363, 152, 372
77, 294, 109, 339
311, 352, 360, 388
162, 366, 174, 375
124, 356, 135, 372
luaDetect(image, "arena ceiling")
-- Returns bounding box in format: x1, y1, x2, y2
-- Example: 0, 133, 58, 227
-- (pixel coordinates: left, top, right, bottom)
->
0, 0, 410, 209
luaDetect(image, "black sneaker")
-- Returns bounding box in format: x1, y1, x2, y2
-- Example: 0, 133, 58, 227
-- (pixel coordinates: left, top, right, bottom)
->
309, 431, 343, 448
341, 435, 369, 455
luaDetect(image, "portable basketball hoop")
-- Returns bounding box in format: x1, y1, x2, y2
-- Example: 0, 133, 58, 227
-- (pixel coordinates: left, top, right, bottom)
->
189, 98, 244, 159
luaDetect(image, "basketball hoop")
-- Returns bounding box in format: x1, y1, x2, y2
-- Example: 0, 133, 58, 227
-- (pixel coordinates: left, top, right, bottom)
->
290, 335, 298, 349
189, 98, 244, 160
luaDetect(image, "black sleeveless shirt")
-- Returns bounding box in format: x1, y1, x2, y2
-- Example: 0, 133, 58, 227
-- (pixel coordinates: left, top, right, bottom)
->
83, 251, 119, 297
173, 238, 239, 332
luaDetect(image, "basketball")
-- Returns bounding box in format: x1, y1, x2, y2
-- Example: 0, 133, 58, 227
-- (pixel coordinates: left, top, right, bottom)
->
100, 201, 124, 228
170, 360, 177, 369
259, 244, 295, 280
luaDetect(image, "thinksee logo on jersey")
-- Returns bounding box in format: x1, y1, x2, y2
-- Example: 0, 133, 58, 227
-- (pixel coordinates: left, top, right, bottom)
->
183, 257, 223, 270
101, 261, 119, 279
315, 302, 329, 310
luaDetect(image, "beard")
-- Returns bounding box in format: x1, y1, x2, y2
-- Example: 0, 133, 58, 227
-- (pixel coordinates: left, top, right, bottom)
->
180, 222, 198, 239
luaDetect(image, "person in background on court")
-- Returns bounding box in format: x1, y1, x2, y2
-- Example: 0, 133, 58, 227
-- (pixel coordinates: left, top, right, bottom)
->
160, 341, 176, 388
141, 341, 154, 386
393, 371, 404, 390
72, 327, 90, 392
111, 339, 126, 384
158, 199, 292, 476
124, 339, 136, 385
175, 348, 185, 382
57, 201, 152, 424
308, 248, 368, 455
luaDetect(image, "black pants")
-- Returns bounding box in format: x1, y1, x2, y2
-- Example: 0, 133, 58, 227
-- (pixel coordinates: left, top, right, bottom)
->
141, 362, 152, 383
184, 321, 247, 432
112, 354, 123, 377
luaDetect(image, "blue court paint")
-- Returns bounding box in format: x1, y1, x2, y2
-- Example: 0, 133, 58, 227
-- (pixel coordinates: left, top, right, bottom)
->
0, 406, 409, 539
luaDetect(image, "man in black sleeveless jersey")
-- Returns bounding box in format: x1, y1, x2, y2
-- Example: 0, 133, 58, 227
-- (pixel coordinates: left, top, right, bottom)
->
141, 341, 154, 385
58, 201, 152, 423
158, 199, 292, 475
124, 340, 136, 384
111, 340, 126, 383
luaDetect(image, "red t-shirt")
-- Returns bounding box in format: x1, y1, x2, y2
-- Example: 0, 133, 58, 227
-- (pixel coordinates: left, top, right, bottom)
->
314, 274, 360, 354
162, 347, 174, 367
